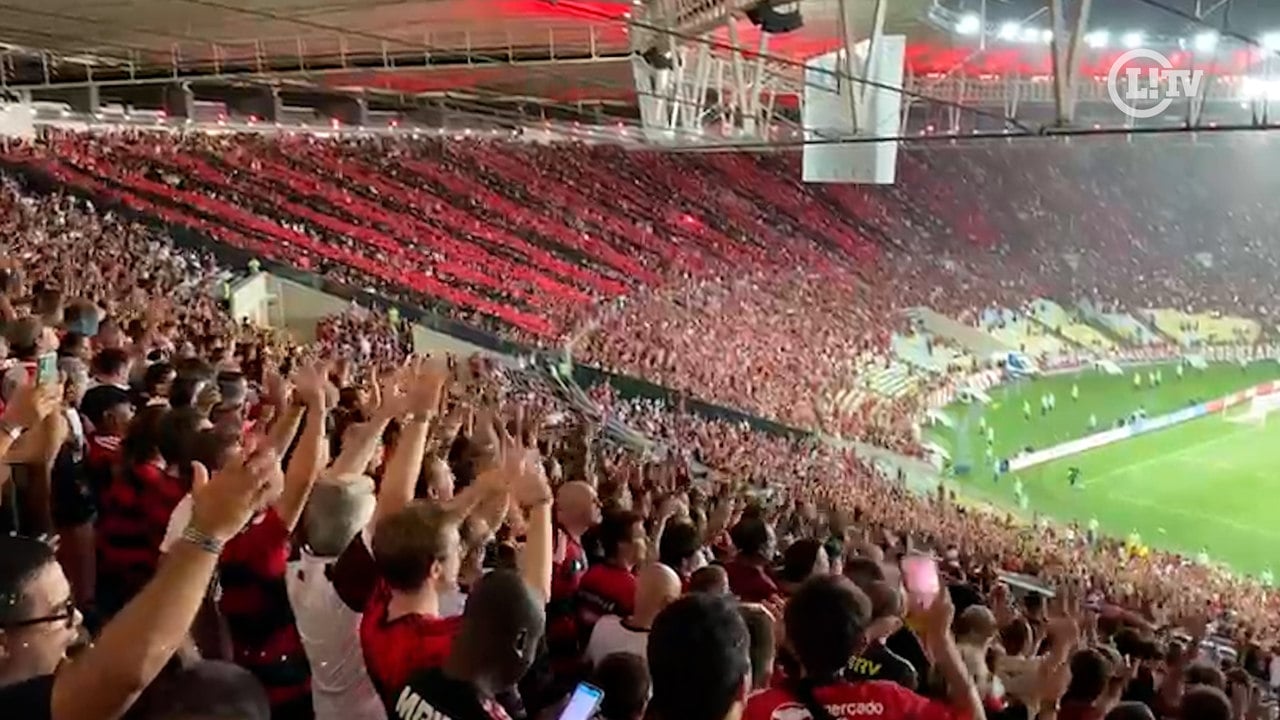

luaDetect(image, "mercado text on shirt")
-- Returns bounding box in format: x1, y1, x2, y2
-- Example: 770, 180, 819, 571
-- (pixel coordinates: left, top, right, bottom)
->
396, 687, 454, 720
771, 702, 887, 720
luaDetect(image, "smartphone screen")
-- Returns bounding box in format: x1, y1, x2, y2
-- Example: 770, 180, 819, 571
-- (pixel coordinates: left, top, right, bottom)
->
901, 554, 941, 609
36, 352, 58, 385
559, 682, 604, 720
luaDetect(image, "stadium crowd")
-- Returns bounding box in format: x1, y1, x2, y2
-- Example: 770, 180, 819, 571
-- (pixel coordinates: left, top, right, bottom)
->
8, 131, 1280, 452
1, 131, 1280, 720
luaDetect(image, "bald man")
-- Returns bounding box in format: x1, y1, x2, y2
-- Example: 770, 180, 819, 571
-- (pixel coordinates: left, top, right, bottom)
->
584, 562, 681, 668
556, 481, 599, 537
552, 482, 598, 591
548, 481, 599, 662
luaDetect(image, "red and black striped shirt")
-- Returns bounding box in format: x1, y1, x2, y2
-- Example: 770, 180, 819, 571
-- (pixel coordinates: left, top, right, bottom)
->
360, 581, 463, 711
218, 508, 312, 711
546, 527, 588, 657
95, 459, 185, 611
576, 563, 636, 638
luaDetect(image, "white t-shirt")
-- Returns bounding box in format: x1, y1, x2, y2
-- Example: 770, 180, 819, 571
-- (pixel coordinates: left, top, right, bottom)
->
286, 548, 386, 720
583, 615, 648, 668
439, 587, 467, 619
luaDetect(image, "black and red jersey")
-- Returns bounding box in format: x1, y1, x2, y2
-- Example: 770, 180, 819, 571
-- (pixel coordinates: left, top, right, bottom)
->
95, 460, 185, 613
218, 508, 311, 712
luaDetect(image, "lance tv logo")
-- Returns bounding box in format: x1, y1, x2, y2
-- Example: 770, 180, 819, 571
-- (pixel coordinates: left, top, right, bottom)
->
1107, 48, 1204, 119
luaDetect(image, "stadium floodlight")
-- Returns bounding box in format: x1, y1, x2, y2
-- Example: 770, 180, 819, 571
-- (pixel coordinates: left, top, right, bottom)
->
1193, 31, 1219, 52
1121, 31, 1145, 49
1084, 30, 1110, 48
998, 22, 1021, 41
956, 13, 981, 36
1020, 26, 1041, 43
1262, 32, 1280, 51
1041, 29, 1054, 44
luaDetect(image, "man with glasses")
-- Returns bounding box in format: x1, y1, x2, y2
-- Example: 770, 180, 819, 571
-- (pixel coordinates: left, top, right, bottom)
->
0, 448, 282, 720
0, 536, 82, 688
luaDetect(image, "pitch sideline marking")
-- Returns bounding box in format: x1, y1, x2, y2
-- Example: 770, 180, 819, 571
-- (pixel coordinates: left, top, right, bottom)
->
1076, 422, 1254, 490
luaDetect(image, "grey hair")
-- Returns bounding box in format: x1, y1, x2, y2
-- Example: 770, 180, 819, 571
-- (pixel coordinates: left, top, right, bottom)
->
303, 475, 376, 557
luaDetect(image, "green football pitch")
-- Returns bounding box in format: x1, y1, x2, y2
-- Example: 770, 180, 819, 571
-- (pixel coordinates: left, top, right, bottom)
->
925, 360, 1280, 578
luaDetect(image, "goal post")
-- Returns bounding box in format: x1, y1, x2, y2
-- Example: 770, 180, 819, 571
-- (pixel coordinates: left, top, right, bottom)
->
1225, 392, 1280, 427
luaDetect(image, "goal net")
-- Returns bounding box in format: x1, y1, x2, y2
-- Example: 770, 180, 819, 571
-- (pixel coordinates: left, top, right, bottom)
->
1226, 392, 1280, 426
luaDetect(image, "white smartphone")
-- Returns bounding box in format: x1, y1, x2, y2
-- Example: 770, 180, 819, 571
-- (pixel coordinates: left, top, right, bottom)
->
559, 682, 605, 720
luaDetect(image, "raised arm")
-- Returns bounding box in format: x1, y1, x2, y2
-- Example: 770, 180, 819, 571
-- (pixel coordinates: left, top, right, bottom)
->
371, 356, 451, 527
0, 381, 64, 531
923, 588, 987, 720
508, 426, 554, 603
272, 364, 330, 531
0, 380, 64, 465
327, 365, 409, 479
50, 451, 279, 720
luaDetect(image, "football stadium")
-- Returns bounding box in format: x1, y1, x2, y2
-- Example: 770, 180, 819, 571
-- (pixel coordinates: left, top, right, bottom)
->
4, 0, 1280, 718
928, 356, 1280, 577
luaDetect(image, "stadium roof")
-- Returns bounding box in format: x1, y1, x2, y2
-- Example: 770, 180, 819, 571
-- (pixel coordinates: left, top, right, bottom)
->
2, 0, 1277, 133
0, 0, 932, 101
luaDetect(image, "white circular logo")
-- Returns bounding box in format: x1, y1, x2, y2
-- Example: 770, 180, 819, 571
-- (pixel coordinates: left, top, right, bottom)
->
1107, 48, 1176, 119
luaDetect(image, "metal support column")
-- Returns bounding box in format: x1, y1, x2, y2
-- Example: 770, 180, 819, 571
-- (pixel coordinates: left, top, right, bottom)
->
837, 0, 860, 131
726, 16, 748, 134
858, 0, 889, 123
1049, 0, 1093, 127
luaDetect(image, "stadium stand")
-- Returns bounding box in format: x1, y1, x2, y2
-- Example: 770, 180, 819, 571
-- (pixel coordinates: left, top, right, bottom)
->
4, 124, 1280, 720
1027, 299, 1116, 352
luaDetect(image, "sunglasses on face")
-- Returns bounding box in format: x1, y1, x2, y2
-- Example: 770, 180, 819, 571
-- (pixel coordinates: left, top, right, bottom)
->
3, 597, 77, 630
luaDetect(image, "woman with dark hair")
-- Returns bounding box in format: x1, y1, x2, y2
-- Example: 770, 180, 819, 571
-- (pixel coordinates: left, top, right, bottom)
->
94, 407, 188, 618
777, 538, 830, 595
